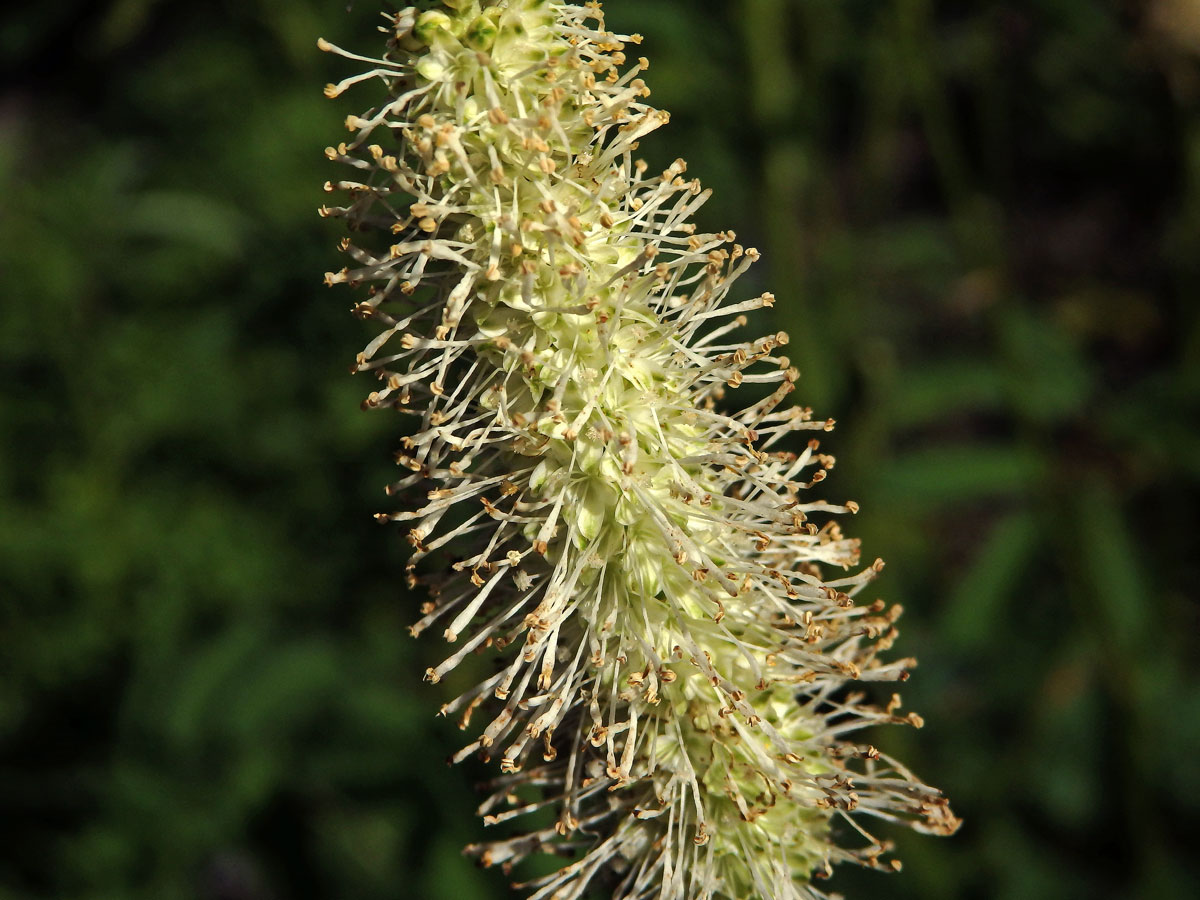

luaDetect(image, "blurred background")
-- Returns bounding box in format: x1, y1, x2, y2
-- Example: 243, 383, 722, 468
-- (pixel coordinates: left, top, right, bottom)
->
1, 1, 1198, 898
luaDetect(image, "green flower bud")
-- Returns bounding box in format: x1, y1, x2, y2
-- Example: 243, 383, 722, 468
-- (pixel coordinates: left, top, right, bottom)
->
413, 10, 454, 47
464, 10, 500, 52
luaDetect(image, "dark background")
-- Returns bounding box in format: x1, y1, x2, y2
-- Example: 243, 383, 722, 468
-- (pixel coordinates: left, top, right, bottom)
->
2, 1, 1198, 898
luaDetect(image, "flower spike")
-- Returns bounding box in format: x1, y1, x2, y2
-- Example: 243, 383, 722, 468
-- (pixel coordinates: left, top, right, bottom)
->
322, 3, 958, 898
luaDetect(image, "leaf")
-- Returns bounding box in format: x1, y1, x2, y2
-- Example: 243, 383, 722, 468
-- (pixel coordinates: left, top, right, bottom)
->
122, 190, 250, 259
998, 307, 1092, 424
874, 444, 1043, 509
1074, 480, 1150, 658
941, 509, 1039, 651
889, 359, 1007, 425
223, 639, 342, 741
162, 628, 263, 750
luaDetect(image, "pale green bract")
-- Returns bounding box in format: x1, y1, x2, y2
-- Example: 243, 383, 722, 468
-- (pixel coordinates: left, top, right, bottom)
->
320, 2, 958, 897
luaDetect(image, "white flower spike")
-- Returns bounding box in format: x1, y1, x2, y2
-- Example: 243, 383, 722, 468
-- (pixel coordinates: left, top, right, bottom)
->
321, 2, 959, 898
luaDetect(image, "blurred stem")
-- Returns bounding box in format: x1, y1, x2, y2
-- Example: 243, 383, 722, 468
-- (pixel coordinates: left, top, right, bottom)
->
1054, 477, 1162, 896
1180, 121, 1200, 367
977, 6, 1014, 208
97, 0, 164, 51
894, 0, 1001, 268
739, 0, 833, 410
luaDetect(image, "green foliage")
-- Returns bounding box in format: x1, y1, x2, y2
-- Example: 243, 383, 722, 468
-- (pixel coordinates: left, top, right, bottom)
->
1, 1, 1198, 899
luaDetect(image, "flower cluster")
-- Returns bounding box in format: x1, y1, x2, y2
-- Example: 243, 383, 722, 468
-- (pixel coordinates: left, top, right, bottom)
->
320, 2, 958, 898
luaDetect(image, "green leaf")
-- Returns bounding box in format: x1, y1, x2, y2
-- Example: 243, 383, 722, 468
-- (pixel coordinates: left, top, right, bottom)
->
1074, 480, 1150, 657
998, 307, 1092, 423
889, 359, 1007, 425
122, 190, 250, 259
874, 444, 1043, 509
223, 639, 341, 741
162, 628, 263, 749
941, 509, 1039, 651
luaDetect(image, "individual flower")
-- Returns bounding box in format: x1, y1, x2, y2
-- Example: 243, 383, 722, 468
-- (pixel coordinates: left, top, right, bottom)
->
320, 2, 958, 898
